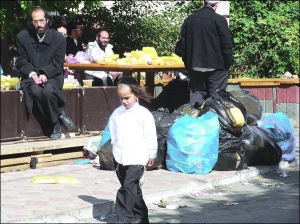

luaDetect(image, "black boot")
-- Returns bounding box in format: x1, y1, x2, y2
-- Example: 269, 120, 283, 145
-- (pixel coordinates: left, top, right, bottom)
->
59, 111, 74, 132
50, 122, 61, 139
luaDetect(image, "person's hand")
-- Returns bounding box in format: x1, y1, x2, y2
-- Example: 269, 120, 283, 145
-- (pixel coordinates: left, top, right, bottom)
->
32, 74, 42, 85
147, 158, 156, 168
82, 43, 87, 50
65, 54, 74, 62
39, 74, 48, 86
110, 72, 121, 78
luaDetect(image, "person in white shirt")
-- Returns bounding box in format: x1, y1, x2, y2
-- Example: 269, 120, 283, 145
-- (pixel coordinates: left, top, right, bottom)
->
85, 30, 122, 86
108, 76, 157, 224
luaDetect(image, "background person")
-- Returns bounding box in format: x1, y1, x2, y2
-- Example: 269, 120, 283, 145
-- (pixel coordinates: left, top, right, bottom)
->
85, 30, 122, 86
66, 21, 86, 56
15, 6, 74, 139
109, 76, 157, 224
50, 16, 75, 78
177, 0, 233, 106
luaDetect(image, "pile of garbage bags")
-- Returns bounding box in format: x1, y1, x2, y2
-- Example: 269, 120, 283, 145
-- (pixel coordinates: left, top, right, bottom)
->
83, 89, 297, 175
154, 89, 296, 173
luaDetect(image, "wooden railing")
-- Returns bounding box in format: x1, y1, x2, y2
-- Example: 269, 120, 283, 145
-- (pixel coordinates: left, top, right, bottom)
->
140, 78, 300, 87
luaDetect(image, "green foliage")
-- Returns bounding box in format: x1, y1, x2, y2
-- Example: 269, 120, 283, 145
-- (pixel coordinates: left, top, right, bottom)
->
0, 0, 102, 40
134, 2, 186, 56
229, 0, 299, 78
1, 0, 299, 78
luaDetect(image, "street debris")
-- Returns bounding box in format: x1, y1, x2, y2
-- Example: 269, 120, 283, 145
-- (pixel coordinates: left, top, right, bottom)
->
242, 181, 254, 185
191, 190, 203, 197
98, 214, 116, 220
166, 219, 181, 223
280, 172, 291, 178
166, 203, 180, 210
224, 201, 239, 206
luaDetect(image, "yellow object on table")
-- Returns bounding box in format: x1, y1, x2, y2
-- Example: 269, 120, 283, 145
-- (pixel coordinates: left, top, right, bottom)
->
142, 47, 159, 60
1, 76, 21, 90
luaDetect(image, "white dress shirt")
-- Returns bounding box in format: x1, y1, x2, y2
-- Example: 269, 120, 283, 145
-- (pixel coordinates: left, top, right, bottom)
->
109, 102, 158, 166
84, 41, 114, 85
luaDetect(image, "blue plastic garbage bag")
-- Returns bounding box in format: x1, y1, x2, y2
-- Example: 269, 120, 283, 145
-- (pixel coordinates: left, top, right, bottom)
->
100, 117, 111, 147
261, 112, 296, 162
166, 111, 219, 175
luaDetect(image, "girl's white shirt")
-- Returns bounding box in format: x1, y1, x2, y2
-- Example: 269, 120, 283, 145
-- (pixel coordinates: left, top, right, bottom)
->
109, 102, 158, 166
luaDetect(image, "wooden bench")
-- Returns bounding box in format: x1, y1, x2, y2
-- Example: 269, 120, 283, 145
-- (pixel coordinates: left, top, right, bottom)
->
1, 86, 120, 172
1, 135, 94, 172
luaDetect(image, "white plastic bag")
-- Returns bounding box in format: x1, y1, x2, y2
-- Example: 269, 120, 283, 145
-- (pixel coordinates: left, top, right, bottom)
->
261, 112, 296, 162
83, 136, 102, 160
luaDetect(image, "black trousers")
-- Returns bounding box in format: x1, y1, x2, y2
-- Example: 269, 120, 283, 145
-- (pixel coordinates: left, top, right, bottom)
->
188, 69, 229, 106
28, 82, 62, 124
92, 76, 114, 86
114, 159, 149, 223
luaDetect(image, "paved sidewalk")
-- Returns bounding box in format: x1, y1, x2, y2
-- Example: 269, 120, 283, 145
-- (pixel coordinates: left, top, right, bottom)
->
1, 157, 299, 223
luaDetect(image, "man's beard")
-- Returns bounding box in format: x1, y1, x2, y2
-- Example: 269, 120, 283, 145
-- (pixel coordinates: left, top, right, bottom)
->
98, 42, 107, 51
36, 24, 48, 36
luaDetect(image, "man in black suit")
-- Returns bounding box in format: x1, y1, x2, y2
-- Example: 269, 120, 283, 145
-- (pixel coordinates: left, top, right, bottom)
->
15, 6, 74, 139
66, 21, 85, 56
177, 0, 233, 106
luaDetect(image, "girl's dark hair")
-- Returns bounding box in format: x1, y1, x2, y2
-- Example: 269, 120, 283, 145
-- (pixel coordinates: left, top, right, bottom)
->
132, 85, 153, 103
117, 76, 153, 102
118, 83, 153, 103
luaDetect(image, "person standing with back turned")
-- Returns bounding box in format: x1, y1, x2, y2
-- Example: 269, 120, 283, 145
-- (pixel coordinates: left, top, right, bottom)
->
15, 6, 74, 139
109, 76, 157, 224
177, 0, 233, 106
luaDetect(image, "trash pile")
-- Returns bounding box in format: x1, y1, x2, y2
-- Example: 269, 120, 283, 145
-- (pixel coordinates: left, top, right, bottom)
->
82, 88, 297, 175
153, 89, 296, 173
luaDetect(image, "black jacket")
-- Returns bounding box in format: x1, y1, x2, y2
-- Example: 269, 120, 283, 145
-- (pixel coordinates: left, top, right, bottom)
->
15, 28, 66, 114
179, 6, 233, 71
66, 35, 84, 56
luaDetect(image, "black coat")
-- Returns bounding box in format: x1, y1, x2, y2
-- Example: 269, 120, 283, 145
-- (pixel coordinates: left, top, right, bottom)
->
66, 35, 84, 56
179, 6, 233, 71
15, 28, 66, 114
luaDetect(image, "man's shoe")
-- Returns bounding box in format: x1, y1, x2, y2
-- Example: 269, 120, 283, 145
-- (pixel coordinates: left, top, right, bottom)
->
59, 111, 74, 132
50, 122, 61, 139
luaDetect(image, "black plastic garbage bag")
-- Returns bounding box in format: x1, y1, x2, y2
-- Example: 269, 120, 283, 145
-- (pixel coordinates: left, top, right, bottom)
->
177, 103, 201, 118
152, 108, 183, 167
230, 90, 263, 125
156, 134, 168, 167
151, 76, 190, 113
98, 139, 115, 171
200, 89, 247, 136
152, 108, 183, 137
213, 128, 247, 171
241, 125, 282, 166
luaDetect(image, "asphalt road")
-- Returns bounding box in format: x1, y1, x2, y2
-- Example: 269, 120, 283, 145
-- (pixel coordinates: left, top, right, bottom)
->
75, 163, 299, 223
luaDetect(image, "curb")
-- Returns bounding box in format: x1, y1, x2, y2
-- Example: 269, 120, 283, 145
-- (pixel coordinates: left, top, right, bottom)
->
6, 161, 299, 224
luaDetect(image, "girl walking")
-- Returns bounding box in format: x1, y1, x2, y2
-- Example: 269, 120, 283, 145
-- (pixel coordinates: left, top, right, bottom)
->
109, 76, 158, 224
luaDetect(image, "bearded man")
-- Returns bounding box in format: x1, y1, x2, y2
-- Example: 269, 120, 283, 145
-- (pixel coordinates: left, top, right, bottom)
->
15, 6, 74, 139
